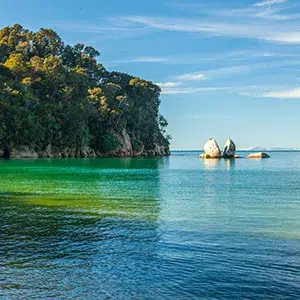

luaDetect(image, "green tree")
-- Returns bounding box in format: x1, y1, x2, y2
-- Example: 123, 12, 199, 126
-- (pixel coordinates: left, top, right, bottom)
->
0, 24, 170, 158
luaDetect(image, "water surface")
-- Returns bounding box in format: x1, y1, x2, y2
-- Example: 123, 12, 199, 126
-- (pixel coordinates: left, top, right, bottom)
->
1, 152, 300, 299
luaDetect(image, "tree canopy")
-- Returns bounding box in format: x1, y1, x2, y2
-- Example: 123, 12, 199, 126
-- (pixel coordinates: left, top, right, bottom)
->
0, 24, 170, 158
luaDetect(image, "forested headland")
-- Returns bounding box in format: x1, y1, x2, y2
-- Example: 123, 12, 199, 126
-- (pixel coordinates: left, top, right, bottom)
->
0, 24, 170, 158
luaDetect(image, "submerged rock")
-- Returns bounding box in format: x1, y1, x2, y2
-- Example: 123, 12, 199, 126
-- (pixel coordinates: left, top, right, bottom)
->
223, 138, 236, 158
203, 138, 222, 158
199, 153, 210, 159
247, 152, 270, 159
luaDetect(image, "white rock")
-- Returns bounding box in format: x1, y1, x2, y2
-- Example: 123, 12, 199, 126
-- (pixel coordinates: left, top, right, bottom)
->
247, 152, 270, 159
203, 138, 222, 158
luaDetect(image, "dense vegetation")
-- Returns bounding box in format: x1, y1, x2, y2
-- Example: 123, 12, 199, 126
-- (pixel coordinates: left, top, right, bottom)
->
0, 24, 170, 158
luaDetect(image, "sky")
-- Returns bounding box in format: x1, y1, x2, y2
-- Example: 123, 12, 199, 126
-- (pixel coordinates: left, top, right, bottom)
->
1, 0, 300, 149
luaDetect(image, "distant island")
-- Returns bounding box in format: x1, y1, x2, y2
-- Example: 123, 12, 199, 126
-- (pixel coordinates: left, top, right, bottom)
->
238, 147, 300, 152
0, 24, 170, 158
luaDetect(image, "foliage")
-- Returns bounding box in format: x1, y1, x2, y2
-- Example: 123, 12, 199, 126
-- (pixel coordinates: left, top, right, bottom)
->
0, 24, 169, 156
100, 133, 120, 153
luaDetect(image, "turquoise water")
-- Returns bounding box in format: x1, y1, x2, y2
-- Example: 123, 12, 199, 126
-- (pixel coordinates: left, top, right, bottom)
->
0, 152, 300, 299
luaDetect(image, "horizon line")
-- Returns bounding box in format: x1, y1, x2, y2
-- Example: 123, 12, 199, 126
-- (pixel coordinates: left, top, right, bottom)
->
171, 148, 300, 151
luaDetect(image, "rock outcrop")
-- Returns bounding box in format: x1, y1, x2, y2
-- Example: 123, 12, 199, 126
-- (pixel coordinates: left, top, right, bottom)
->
247, 152, 270, 159
113, 128, 133, 157
203, 138, 222, 158
223, 138, 236, 158
3, 128, 170, 159
199, 139, 272, 160
10, 146, 39, 159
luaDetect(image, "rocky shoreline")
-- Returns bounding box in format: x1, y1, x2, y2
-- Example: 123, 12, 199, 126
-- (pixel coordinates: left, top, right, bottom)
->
0, 145, 170, 159
0, 130, 170, 159
0, 146, 170, 159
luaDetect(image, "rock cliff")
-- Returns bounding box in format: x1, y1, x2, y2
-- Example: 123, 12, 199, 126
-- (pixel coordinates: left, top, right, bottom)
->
1, 129, 170, 159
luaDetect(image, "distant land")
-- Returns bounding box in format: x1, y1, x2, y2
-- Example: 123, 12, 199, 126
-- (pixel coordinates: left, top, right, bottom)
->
238, 147, 300, 152
172, 148, 300, 152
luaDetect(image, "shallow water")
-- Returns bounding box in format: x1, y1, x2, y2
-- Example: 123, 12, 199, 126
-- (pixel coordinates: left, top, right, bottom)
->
0, 152, 300, 299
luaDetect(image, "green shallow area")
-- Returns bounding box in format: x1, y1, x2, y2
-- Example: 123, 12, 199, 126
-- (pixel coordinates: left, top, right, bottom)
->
0, 158, 164, 220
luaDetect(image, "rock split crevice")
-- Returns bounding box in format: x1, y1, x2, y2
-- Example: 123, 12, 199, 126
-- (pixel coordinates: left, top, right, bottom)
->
200, 138, 270, 159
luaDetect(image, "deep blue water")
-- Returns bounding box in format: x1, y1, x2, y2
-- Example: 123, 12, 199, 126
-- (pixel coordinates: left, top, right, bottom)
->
0, 151, 300, 299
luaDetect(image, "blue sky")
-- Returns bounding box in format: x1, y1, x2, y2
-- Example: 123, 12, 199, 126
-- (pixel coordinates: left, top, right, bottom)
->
2, 0, 300, 149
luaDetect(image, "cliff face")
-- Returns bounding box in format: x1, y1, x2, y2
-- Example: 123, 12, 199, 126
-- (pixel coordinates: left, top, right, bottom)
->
1, 129, 170, 159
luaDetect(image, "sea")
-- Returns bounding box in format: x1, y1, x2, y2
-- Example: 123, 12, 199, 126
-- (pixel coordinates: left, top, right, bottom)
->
0, 151, 300, 299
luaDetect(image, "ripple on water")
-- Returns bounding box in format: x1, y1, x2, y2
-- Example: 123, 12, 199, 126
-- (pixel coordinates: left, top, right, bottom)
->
1, 153, 300, 299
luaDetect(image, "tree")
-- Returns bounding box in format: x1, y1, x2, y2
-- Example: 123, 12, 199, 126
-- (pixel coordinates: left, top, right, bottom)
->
0, 24, 170, 158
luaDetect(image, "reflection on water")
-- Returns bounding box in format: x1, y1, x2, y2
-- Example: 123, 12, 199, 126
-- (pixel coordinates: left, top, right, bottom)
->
224, 158, 235, 170
203, 158, 221, 170
1, 153, 300, 299
203, 158, 235, 170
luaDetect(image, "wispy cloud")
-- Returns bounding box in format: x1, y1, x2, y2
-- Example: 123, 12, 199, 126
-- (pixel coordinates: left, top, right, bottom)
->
170, 1, 299, 20
54, 22, 129, 33
111, 51, 300, 67
262, 87, 300, 98
124, 16, 300, 43
254, 0, 288, 7
215, 6, 298, 21
176, 72, 205, 81
175, 65, 251, 81
160, 83, 300, 98
54, 5, 300, 45
112, 56, 168, 64
155, 81, 182, 88
161, 86, 233, 95
52, 21, 147, 42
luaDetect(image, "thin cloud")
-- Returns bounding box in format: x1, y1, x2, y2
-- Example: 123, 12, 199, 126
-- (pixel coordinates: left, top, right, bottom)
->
263, 87, 300, 98
155, 81, 182, 88
159, 60, 300, 96
52, 21, 148, 41
216, 6, 298, 21
175, 65, 251, 81
177, 73, 205, 81
113, 51, 300, 66
53, 22, 139, 33
161, 84, 300, 97
254, 0, 288, 7
161, 87, 233, 95
206, 65, 251, 77
171, 1, 300, 21
113, 56, 168, 64
272, 32, 300, 43
124, 16, 300, 43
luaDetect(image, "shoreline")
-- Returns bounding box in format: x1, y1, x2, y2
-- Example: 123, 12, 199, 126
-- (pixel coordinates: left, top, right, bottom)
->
0, 147, 170, 159
0, 155, 170, 160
